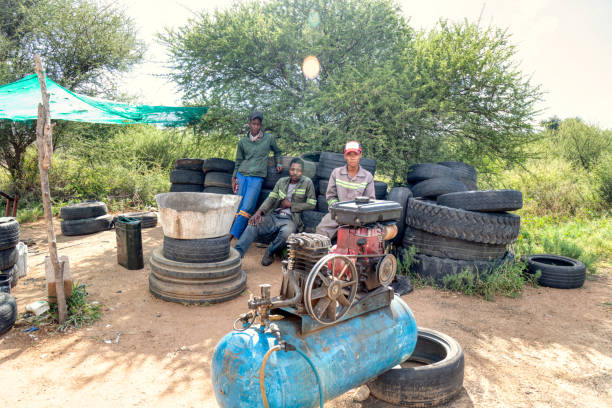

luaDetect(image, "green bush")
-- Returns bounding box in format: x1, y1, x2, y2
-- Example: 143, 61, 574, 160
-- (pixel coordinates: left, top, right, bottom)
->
595, 152, 612, 204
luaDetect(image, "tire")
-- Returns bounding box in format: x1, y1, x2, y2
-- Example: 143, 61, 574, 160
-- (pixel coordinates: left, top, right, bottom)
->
317, 195, 329, 213
402, 227, 507, 261
175, 158, 204, 171
405, 199, 520, 245
149, 246, 242, 281
301, 160, 317, 180
170, 183, 203, 193
374, 181, 388, 199
204, 186, 234, 195
410, 252, 514, 286
299, 152, 321, 163
114, 212, 157, 229
59, 201, 107, 221
369, 328, 464, 407
526, 254, 586, 289
0, 218, 19, 250
149, 268, 246, 304
437, 190, 523, 212
461, 178, 478, 191
163, 235, 231, 263
318, 178, 329, 196
2, 265, 17, 288
204, 171, 233, 188
388, 187, 413, 245
257, 189, 273, 208
316, 152, 376, 179
0, 292, 17, 335
406, 163, 460, 183
302, 211, 326, 233
438, 161, 477, 181
61, 214, 113, 236
201, 158, 235, 174
170, 169, 204, 184
263, 166, 289, 189
0, 247, 18, 270
411, 178, 467, 199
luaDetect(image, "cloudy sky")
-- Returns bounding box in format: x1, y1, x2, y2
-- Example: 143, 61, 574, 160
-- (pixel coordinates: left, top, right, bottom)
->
119, 0, 612, 129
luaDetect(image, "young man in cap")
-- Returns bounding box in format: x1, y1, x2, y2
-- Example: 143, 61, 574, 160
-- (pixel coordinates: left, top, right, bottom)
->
316, 141, 375, 239
235, 158, 317, 266
230, 110, 283, 239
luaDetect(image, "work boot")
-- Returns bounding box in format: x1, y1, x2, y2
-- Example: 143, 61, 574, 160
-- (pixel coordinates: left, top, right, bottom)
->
261, 251, 274, 266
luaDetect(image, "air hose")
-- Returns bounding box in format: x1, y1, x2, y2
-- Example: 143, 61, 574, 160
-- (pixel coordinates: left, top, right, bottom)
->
259, 344, 324, 408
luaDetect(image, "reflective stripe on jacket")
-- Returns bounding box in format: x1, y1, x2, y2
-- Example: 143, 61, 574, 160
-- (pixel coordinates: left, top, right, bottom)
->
325, 165, 375, 205
258, 176, 316, 232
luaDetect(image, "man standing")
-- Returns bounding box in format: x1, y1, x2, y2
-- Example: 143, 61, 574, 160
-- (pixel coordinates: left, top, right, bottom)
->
235, 158, 317, 266
316, 141, 375, 239
230, 110, 282, 239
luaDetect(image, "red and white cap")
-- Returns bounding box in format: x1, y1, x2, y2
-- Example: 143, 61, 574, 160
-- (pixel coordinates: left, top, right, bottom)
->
344, 140, 362, 154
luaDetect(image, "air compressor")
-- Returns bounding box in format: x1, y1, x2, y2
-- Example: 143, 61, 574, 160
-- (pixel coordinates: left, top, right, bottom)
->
212, 197, 418, 407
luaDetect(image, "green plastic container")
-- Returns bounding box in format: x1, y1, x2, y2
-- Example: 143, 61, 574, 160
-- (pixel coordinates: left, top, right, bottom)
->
116, 216, 143, 270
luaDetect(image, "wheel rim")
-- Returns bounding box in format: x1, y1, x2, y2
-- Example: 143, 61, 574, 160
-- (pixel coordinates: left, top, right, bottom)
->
304, 254, 358, 325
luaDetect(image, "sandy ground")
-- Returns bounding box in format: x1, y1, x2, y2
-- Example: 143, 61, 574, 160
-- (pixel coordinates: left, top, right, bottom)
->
0, 218, 611, 408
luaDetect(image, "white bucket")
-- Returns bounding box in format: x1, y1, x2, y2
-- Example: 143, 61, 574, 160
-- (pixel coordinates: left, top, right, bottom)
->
155, 192, 241, 239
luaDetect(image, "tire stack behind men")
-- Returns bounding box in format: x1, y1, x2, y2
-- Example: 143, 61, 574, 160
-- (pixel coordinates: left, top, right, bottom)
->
149, 231, 246, 304
0, 217, 20, 291
60, 201, 112, 236
298, 151, 383, 232
202, 158, 235, 194
170, 158, 205, 192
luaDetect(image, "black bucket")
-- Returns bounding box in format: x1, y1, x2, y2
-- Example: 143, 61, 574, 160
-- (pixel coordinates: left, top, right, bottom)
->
115, 216, 144, 270
0, 273, 10, 294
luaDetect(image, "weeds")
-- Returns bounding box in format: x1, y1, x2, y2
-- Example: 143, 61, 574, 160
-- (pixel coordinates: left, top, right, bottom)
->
48, 282, 102, 331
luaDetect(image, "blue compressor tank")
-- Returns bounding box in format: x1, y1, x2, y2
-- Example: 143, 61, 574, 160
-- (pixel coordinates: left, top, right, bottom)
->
211, 295, 417, 408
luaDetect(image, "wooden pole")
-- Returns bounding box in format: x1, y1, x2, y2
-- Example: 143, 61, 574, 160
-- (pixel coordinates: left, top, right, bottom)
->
34, 55, 67, 324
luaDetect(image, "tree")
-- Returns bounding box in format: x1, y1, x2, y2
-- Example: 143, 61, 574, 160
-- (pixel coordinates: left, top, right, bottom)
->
0, 0, 144, 193
163, 0, 542, 182
552, 118, 612, 170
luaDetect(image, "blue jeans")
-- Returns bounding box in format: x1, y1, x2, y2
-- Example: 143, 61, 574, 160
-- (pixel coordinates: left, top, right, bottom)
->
234, 214, 296, 257
230, 172, 264, 239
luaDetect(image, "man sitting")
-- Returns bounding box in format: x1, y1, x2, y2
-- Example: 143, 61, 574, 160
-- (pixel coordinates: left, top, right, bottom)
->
316, 141, 375, 239
234, 158, 317, 266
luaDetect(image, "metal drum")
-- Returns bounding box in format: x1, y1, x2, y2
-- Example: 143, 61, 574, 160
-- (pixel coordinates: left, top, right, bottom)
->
211, 296, 417, 408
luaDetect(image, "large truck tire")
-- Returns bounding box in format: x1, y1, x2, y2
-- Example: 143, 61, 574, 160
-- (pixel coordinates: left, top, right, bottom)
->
201, 158, 235, 174
410, 178, 467, 199
388, 187, 413, 245
163, 235, 231, 263
438, 161, 477, 181
170, 169, 204, 184
204, 172, 233, 189
60, 215, 112, 236
406, 163, 459, 183
437, 190, 523, 212
60, 201, 107, 221
149, 247, 242, 281
170, 183, 203, 192
175, 158, 204, 171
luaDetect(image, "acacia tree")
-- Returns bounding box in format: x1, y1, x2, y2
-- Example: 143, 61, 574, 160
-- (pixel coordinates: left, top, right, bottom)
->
0, 0, 144, 192
163, 0, 542, 182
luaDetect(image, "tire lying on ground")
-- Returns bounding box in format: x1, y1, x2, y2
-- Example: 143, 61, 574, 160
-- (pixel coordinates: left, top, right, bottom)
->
113, 212, 157, 229
406, 163, 459, 184
316, 152, 376, 180
405, 199, 521, 245
2, 265, 17, 288
388, 187, 413, 245
410, 178, 467, 199
410, 252, 514, 286
170, 169, 204, 185
61, 214, 113, 236
369, 328, 464, 407
0, 292, 17, 335
302, 210, 326, 233
201, 158, 235, 174
170, 183, 203, 193
204, 171, 233, 189
526, 254, 586, 289
0, 246, 18, 270
59, 201, 108, 221
402, 227, 507, 261
437, 189, 523, 212
204, 186, 234, 195
374, 181, 388, 199
163, 235, 231, 263
175, 158, 204, 171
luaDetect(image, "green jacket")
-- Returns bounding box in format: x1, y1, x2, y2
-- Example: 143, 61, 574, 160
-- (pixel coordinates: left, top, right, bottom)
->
258, 176, 317, 232
233, 132, 282, 178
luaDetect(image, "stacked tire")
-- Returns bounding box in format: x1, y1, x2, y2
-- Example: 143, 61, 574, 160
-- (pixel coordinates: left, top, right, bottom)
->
202, 158, 235, 194
170, 158, 235, 194
112, 212, 158, 229
406, 162, 476, 200
401, 189, 523, 285
60, 201, 112, 236
0, 217, 20, 291
0, 292, 17, 336
149, 233, 246, 304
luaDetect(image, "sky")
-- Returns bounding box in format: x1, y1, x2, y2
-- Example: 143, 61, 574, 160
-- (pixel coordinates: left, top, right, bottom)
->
119, 0, 612, 129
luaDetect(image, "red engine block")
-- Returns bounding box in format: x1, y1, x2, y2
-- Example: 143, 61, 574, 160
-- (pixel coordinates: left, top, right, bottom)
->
328, 226, 386, 283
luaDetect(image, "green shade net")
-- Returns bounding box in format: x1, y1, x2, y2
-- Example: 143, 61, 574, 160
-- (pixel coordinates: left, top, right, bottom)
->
0, 74, 207, 126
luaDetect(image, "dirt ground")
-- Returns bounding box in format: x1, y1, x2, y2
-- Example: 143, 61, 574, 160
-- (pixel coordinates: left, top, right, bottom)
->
1, 218, 611, 408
